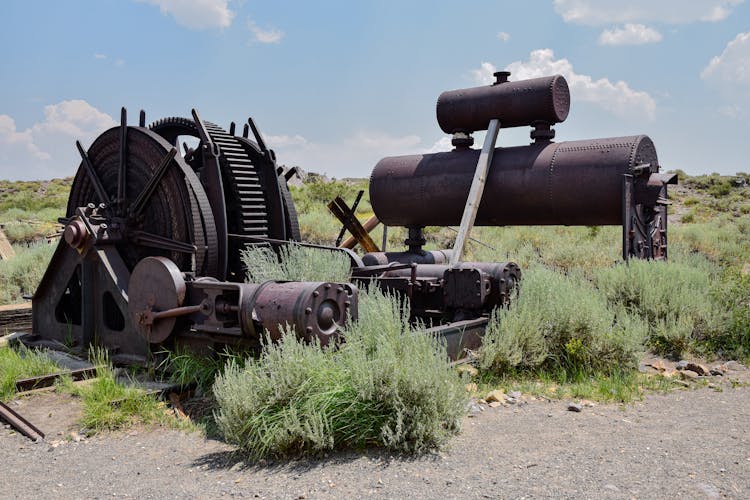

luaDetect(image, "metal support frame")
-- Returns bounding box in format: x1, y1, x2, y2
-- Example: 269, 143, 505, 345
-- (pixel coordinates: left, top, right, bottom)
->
450, 119, 500, 266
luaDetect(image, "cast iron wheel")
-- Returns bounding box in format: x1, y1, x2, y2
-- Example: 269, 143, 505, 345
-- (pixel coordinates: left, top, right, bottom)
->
67, 125, 216, 274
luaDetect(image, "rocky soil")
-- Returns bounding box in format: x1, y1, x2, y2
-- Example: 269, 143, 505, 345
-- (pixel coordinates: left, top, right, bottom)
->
2, 360, 749, 499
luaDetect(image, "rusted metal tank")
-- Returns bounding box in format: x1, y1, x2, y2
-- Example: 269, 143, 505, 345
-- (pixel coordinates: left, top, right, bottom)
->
370, 135, 658, 227
436, 73, 570, 133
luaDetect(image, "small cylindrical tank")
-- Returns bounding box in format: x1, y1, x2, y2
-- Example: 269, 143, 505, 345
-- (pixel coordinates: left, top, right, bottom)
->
436, 74, 570, 133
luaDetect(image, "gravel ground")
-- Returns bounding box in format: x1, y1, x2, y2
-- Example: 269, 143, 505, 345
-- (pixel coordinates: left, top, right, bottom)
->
2, 385, 749, 499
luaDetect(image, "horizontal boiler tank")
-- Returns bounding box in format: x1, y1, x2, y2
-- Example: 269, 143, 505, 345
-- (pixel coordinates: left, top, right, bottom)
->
369, 135, 658, 227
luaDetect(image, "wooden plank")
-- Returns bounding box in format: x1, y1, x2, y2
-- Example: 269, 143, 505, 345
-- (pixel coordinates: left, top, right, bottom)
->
0, 227, 15, 260
0, 302, 33, 335
340, 215, 380, 249
450, 119, 500, 266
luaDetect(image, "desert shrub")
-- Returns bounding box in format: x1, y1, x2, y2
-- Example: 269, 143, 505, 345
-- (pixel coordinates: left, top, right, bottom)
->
468, 226, 620, 275
0, 243, 55, 304
213, 288, 467, 459
0, 345, 60, 400
241, 243, 351, 283
296, 208, 340, 244
704, 270, 750, 360
593, 259, 724, 358
479, 268, 646, 374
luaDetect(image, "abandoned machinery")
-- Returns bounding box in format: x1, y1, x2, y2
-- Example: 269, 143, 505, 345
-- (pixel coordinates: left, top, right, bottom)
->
24, 70, 675, 364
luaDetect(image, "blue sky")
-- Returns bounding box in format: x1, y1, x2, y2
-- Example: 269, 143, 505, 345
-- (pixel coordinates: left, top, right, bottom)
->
1, 0, 748, 180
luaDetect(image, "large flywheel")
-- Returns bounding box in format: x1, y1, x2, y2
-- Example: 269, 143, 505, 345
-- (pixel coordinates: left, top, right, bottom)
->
66, 111, 216, 275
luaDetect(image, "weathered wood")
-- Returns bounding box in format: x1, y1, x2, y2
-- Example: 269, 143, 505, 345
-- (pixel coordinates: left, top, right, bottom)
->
450, 118, 500, 266
0, 227, 15, 260
340, 215, 380, 250
327, 197, 379, 253
0, 302, 32, 335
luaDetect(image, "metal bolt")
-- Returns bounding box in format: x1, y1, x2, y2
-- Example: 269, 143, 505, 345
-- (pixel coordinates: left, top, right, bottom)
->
313, 291, 319, 297
305, 307, 312, 315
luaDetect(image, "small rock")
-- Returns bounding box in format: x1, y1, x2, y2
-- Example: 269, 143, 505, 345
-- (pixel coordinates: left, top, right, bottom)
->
485, 389, 505, 403
508, 390, 521, 399
456, 364, 479, 377
685, 362, 709, 376
580, 399, 596, 407
676, 360, 689, 370
69, 432, 83, 443
680, 370, 700, 380
673, 379, 690, 387
724, 360, 746, 371
465, 383, 478, 394
230, 461, 245, 472
488, 401, 503, 408
504, 395, 518, 405
567, 402, 583, 412
709, 368, 725, 376
467, 403, 482, 416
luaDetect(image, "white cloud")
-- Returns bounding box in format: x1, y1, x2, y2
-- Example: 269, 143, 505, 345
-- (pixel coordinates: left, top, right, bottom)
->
137, 0, 234, 30
266, 134, 309, 148
598, 24, 663, 45
267, 130, 436, 177
497, 32, 510, 42
553, 0, 743, 25
701, 32, 750, 85
474, 49, 656, 120
247, 18, 284, 44
0, 100, 116, 180
94, 53, 107, 60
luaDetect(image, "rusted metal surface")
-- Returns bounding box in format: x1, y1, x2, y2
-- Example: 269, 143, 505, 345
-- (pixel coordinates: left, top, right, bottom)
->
425, 317, 488, 361
128, 256, 187, 343
30, 109, 336, 362
437, 74, 570, 133
0, 401, 45, 441
370, 135, 660, 227
253, 281, 358, 346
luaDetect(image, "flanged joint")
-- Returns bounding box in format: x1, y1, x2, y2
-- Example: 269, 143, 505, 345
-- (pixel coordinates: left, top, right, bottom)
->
64, 219, 88, 249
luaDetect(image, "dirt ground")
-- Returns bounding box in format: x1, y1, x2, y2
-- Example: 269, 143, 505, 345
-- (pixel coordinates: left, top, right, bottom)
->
2, 376, 749, 499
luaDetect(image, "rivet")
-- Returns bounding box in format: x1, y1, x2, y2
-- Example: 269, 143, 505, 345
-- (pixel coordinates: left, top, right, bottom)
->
313, 291, 319, 297
305, 307, 312, 314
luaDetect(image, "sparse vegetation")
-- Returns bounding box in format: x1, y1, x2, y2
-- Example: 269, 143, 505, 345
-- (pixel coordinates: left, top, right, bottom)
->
58, 350, 166, 434
0, 344, 61, 400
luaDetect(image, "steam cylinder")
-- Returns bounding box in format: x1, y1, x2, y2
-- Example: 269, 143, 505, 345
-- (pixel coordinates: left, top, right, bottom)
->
369, 135, 658, 227
436, 75, 570, 133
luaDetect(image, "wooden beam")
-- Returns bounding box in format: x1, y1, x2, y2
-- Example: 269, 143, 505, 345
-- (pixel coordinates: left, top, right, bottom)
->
327, 197, 380, 253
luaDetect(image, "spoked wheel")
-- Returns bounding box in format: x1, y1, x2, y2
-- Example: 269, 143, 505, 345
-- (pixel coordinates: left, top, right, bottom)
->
67, 114, 217, 275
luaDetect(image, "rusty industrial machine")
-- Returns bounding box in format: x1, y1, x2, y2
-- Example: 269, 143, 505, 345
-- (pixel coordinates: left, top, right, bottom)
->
23, 69, 675, 364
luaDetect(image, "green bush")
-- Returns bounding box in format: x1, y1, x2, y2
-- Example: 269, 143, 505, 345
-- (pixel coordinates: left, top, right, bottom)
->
0, 243, 55, 305
593, 260, 724, 358
479, 268, 646, 374
213, 288, 467, 459
241, 243, 352, 283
